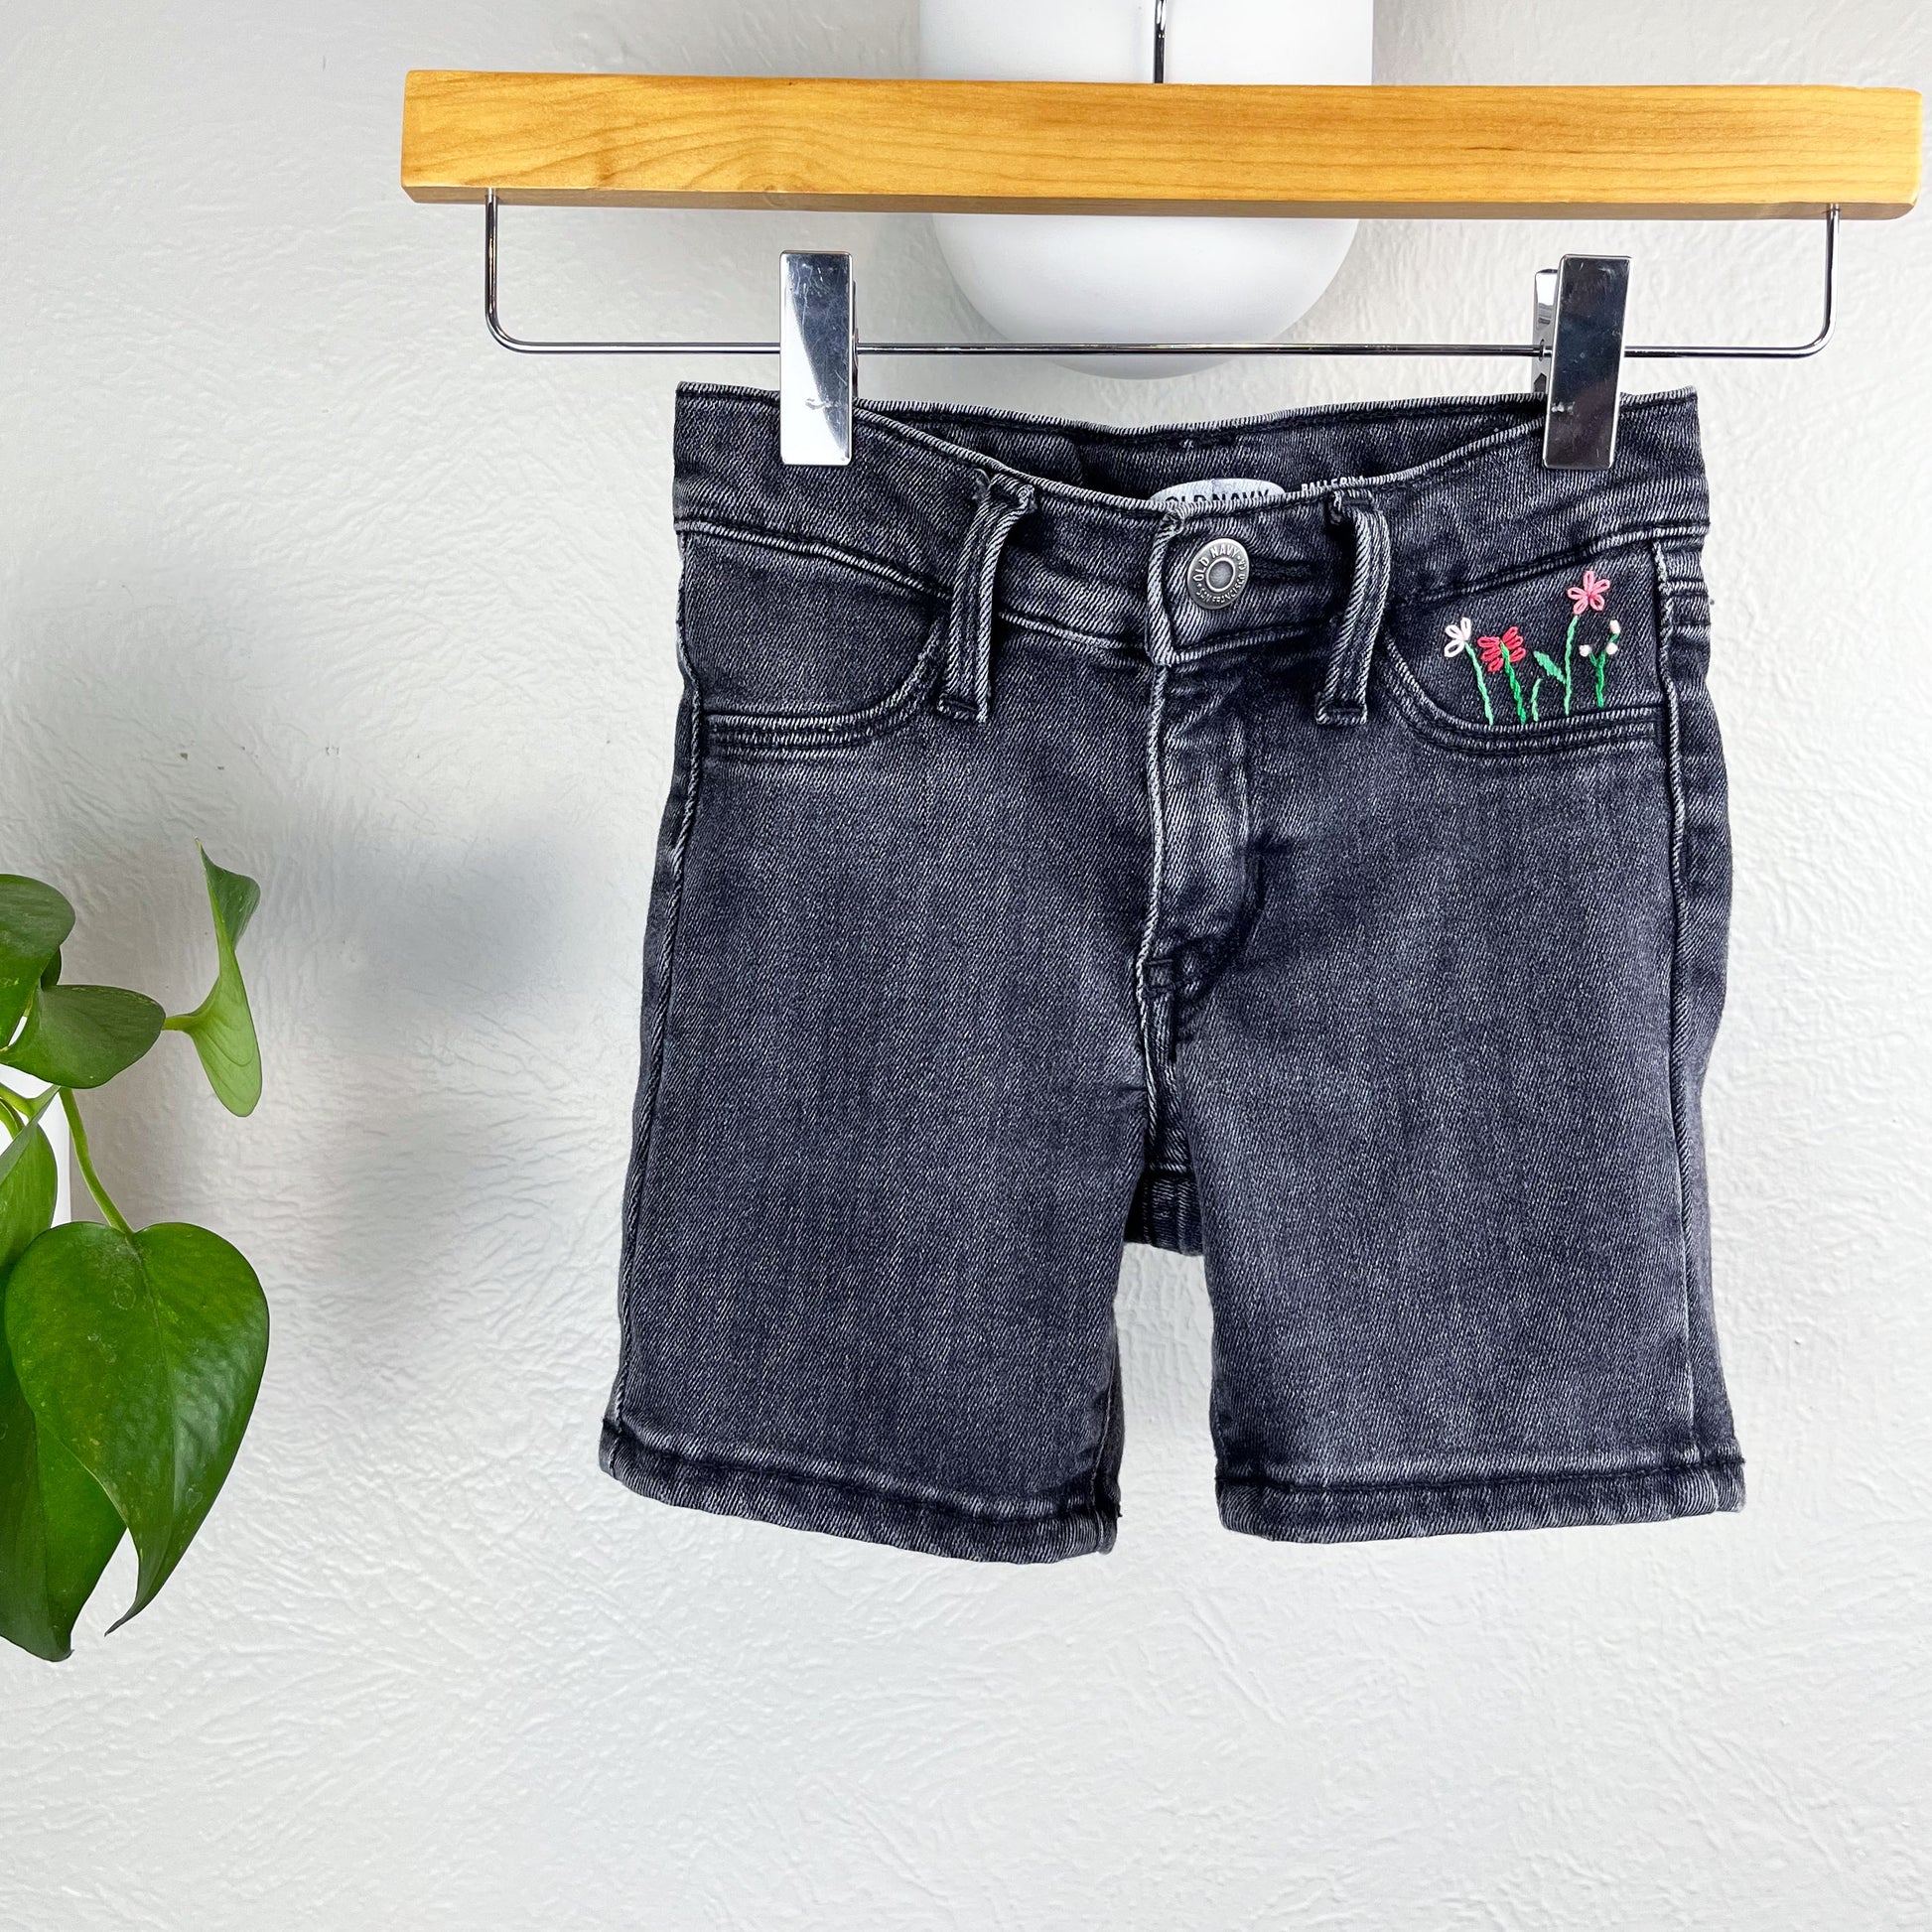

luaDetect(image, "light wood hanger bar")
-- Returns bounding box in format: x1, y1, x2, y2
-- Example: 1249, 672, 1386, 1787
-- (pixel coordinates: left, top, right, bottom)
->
401, 74, 1921, 221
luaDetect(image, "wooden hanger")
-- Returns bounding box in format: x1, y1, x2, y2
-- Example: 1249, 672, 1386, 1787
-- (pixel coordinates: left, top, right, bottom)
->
398, 71, 1921, 468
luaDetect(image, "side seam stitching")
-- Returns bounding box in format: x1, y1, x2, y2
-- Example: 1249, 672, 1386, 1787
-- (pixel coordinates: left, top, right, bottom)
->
1654, 535, 1701, 1452
611, 630, 706, 1424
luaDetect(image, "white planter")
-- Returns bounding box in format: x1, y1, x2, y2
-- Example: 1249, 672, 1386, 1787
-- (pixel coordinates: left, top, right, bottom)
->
918, 0, 1374, 376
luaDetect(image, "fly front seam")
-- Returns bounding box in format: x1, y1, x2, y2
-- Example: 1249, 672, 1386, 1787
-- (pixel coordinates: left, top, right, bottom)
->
1135, 664, 1173, 1157
1133, 514, 1185, 1156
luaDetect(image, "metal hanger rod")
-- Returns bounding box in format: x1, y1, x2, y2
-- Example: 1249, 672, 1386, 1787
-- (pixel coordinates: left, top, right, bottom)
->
1154, 0, 1169, 84
481, 192, 1839, 364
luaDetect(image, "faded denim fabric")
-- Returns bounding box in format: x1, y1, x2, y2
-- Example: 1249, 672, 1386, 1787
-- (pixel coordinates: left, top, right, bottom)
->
602, 382, 1743, 1562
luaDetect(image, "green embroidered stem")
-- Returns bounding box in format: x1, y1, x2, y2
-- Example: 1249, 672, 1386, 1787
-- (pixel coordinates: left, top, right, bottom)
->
1529, 676, 1546, 723
1501, 655, 1529, 725
1593, 651, 1611, 707
1461, 653, 1495, 726
1563, 613, 1583, 716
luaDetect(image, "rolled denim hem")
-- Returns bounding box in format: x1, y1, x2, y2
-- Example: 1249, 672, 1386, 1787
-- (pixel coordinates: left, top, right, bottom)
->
602, 1421, 1117, 1564
1216, 1456, 1745, 1545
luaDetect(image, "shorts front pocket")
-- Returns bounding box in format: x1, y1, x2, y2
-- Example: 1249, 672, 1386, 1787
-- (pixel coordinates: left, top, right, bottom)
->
1380, 537, 1671, 759
677, 524, 947, 756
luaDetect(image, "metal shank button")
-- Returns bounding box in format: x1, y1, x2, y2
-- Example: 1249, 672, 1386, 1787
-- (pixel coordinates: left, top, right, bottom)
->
1186, 538, 1251, 611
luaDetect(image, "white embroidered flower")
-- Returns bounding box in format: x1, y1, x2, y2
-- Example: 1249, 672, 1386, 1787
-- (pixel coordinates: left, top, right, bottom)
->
1444, 618, 1474, 659
1606, 621, 1622, 657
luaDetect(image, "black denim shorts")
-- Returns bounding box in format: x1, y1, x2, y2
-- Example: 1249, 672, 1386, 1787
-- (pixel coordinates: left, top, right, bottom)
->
602, 381, 1743, 1562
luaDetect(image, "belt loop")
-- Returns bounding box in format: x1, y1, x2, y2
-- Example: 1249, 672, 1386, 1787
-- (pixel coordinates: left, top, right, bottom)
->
939, 472, 1037, 724
1316, 488, 1393, 728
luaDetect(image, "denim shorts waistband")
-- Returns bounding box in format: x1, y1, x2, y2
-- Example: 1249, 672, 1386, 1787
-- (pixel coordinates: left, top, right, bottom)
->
672, 382, 1711, 657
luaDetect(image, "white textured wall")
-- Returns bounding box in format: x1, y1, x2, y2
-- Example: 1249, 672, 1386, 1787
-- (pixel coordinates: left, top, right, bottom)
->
3, 4, 1929, 1927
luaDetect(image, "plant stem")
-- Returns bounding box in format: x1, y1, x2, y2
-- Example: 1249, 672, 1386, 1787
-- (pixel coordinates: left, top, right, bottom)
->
60, 1090, 131, 1235
1563, 613, 1583, 716
1501, 655, 1529, 724
0, 1085, 58, 1139
1462, 654, 1495, 726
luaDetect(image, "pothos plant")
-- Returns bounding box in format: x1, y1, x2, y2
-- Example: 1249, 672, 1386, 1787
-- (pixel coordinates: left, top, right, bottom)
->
0, 850, 267, 1663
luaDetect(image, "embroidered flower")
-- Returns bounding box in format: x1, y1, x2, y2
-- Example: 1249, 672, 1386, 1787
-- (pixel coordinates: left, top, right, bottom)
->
1446, 617, 1496, 724
1446, 579, 1620, 728
1478, 626, 1527, 676
1568, 568, 1610, 617
1581, 620, 1624, 705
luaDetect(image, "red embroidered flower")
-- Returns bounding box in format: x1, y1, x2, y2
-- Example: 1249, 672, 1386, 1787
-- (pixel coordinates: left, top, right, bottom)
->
1478, 626, 1526, 675
1568, 568, 1610, 617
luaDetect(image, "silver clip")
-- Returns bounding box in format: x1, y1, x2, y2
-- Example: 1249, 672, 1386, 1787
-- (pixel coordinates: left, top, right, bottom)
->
1529, 268, 1560, 399
1154, 0, 1170, 82
779, 252, 857, 467
1537, 255, 1631, 473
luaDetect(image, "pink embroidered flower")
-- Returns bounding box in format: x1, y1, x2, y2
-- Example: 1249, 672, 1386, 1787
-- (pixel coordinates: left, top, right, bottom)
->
1478, 626, 1526, 676
1568, 568, 1610, 617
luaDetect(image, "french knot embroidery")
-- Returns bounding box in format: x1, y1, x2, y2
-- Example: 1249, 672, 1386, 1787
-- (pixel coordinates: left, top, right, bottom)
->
1443, 567, 1622, 725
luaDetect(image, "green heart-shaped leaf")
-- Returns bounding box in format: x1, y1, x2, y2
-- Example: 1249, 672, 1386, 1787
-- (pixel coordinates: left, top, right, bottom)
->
3, 984, 166, 1088
0, 1133, 125, 1661
5, 1221, 268, 1628
0, 1085, 60, 1192
0, 1128, 57, 1278
168, 850, 262, 1118
0, 878, 74, 1048
0, 1349, 127, 1663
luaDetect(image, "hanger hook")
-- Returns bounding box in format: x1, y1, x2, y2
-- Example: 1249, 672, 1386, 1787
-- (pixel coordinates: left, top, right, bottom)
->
1154, 0, 1169, 82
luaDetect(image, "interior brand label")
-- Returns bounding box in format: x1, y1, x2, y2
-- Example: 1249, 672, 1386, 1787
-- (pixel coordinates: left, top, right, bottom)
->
1148, 478, 1291, 514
